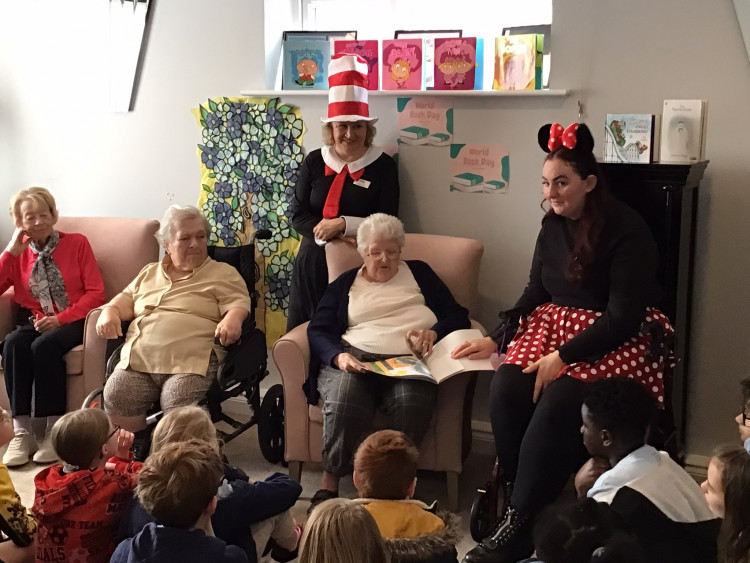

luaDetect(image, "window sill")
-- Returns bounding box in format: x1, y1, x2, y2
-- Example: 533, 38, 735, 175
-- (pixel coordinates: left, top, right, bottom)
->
239, 89, 569, 97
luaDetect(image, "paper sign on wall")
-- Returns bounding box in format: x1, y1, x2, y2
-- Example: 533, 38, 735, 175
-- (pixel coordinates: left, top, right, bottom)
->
449, 144, 509, 193
396, 97, 453, 146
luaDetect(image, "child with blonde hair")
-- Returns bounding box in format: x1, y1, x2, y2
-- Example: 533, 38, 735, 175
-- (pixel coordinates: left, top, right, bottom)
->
119, 406, 302, 563
299, 497, 390, 563
353, 430, 459, 563
31, 408, 140, 563
112, 439, 247, 562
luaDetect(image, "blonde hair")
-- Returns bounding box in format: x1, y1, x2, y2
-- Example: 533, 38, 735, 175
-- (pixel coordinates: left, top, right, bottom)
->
9, 187, 58, 223
151, 406, 219, 454
322, 121, 377, 147
357, 213, 405, 256
51, 409, 110, 470
155, 205, 211, 246
137, 439, 223, 529
299, 498, 390, 563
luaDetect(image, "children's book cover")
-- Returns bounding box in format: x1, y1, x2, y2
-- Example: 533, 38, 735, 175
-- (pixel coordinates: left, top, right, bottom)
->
282, 40, 330, 90
396, 97, 453, 146
382, 39, 423, 90
332, 40, 379, 90
659, 100, 707, 162
603, 114, 661, 163
449, 144, 509, 193
493, 34, 543, 91
433, 38, 477, 90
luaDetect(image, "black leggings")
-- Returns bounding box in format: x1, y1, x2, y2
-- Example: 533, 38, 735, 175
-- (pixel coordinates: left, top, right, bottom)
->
489, 363, 589, 515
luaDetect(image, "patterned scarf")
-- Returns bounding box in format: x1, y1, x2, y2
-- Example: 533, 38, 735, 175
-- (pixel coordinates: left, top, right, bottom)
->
28, 231, 70, 315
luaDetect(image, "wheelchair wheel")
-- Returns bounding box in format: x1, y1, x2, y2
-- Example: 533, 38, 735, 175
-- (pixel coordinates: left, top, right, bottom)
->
257, 384, 285, 464
470, 488, 496, 542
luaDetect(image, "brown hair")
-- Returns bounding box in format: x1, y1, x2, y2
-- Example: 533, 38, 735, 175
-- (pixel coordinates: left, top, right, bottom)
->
299, 498, 389, 563
322, 121, 377, 147
714, 444, 750, 563
9, 186, 58, 224
51, 409, 110, 470
151, 406, 219, 455
354, 430, 418, 499
136, 439, 223, 529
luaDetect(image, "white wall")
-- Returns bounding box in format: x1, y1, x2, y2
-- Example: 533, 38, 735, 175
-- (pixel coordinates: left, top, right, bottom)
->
1, 0, 748, 458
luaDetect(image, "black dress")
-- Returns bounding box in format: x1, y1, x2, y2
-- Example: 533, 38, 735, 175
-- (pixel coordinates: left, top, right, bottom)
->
287, 147, 399, 330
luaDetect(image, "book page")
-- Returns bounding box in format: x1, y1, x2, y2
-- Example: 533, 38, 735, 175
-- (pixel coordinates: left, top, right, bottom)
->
423, 328, 495, 383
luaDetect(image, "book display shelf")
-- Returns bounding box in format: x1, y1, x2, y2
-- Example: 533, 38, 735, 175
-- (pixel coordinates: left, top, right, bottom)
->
239, 89, 568, 97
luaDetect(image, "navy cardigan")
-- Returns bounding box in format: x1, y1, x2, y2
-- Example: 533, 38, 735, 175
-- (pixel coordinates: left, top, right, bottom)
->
304, 260, 470, 404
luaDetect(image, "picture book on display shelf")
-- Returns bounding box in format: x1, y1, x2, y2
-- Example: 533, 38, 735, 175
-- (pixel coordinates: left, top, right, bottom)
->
282, 39, 331, 90
382, 39, 423, 90
659, 99, 707, 163
494, 34, 543, 91
603, 114, 661, 163
364, 329, 494, 384
433, 37, 479, 90
333, 40, 379, 90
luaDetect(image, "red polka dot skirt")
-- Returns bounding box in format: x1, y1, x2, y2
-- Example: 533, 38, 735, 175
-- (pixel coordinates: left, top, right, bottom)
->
503, 303, 675, 405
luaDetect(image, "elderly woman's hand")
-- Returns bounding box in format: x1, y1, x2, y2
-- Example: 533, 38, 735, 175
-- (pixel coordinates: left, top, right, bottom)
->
4, 228, 30, 257
34, 315, 61, 333
334, 353, 367, 373
451, 336, 496, 360
96, 306, 123, 339
405, 329, 437, 359
313, 218, 345, 242
215, 315, 243, 346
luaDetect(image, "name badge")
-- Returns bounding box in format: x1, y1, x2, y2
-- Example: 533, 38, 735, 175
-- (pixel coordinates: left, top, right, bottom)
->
354, 179, 371, 189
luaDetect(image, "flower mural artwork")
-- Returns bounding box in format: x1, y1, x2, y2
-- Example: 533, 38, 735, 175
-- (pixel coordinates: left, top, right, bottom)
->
193, 97, 305, 343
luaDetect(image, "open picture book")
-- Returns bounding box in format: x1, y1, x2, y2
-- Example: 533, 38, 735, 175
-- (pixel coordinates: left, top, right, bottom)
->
364, 328, 494, 384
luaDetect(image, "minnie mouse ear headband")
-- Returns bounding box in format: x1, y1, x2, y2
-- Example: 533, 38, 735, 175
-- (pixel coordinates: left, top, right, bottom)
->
321, 54, 378, 124
537, 123, 595, 153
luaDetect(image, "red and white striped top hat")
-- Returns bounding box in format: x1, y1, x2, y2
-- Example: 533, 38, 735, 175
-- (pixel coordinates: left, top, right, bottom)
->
321, 54, 378, 123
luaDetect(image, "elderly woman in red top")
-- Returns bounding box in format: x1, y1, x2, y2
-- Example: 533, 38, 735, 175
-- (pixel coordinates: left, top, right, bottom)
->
0, 187, 105, 467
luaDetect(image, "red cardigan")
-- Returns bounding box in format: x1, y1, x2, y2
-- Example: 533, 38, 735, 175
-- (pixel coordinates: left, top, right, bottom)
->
0, 232, 106, 325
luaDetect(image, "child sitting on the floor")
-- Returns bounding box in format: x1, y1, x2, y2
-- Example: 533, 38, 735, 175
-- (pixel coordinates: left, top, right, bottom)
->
111, 439, 247, 563
701, 444, 750, 563
299, 497, 389, 563
0, 406, 36, 563
520, 498, 645, 563
31, 408, 140, 563
119, 406, 301, 563
580, 377, 719, 563
353, 429, 459, 563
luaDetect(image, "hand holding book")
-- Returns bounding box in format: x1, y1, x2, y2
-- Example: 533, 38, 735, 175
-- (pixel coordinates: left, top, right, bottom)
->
405, 329, 438, 360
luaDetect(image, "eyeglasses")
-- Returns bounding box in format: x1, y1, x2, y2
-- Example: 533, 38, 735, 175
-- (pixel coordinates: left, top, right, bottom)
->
742, 407, 750, 427
107, 425, 121, 441
366, 249, 400, 260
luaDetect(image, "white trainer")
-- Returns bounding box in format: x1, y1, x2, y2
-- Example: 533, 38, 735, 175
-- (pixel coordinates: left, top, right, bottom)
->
33, 434, 58, 464
3, 429, 37, 467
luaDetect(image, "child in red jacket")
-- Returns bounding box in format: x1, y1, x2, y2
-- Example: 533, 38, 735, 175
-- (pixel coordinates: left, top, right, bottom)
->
31, 408, 140, 563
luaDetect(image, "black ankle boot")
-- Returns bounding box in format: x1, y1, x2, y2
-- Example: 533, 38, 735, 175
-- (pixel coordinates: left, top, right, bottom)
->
131, 428, 152, 462
462, 506, 533, 563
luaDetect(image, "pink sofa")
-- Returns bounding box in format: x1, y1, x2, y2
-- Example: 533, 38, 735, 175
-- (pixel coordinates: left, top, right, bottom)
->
273, 234, 485, 510
0, 217, 160, 412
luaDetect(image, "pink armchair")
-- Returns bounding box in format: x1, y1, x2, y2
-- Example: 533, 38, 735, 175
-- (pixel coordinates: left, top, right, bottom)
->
0, 217, 159, 412
272, 233, 484, 510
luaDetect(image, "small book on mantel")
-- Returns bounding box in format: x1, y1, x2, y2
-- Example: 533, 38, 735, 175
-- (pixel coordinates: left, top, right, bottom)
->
659, 99, 707, 163
603, 114, 661, 163
364, 329, 494, 384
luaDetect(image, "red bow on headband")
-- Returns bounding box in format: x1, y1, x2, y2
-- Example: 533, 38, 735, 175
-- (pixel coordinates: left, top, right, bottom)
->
548, 123, 579, 151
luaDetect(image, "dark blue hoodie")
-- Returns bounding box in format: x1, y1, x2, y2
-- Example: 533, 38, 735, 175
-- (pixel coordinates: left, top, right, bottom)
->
110, 522, 248, 563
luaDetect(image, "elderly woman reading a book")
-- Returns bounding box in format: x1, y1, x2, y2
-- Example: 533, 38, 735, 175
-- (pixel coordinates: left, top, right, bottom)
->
305, 213, 470, 512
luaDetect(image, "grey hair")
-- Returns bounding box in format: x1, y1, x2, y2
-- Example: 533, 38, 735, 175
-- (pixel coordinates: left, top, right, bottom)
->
357, 213, 405, 256
156, 205, 211, 246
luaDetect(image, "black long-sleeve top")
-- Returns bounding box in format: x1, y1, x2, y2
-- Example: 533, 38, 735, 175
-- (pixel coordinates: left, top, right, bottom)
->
512, 199, 661, 365
289, 148, 400, 238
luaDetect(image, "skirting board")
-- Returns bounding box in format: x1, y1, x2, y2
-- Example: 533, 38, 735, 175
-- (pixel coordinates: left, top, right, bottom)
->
223, 395, 710, 479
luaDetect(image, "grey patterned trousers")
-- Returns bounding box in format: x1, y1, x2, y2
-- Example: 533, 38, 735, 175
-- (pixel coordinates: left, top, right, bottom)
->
317, 344, 437, 476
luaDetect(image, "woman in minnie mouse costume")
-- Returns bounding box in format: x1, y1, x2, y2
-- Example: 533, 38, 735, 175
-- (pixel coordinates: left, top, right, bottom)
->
455, 123, 674, 563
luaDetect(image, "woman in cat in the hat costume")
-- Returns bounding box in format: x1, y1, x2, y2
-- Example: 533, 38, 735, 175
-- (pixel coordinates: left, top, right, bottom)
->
454, 123, 674, 563
287, 54, 399, 331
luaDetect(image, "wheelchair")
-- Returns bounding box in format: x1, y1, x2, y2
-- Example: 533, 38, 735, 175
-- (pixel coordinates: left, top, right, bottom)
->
82, 232, 286, 464
467, 319, 678, 542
